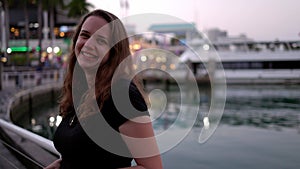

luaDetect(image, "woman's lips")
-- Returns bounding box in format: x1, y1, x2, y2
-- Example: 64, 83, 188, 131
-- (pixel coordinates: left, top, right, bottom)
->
81, 51, 97, 59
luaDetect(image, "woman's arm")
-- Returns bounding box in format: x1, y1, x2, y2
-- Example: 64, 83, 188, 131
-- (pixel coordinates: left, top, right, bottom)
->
119, 116, 163, 169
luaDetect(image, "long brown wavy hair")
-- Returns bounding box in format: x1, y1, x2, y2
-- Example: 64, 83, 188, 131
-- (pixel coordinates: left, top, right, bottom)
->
59, 9, 144, 117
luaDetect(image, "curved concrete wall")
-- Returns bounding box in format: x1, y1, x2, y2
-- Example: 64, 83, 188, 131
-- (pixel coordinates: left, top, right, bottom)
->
7, 83, 62, 124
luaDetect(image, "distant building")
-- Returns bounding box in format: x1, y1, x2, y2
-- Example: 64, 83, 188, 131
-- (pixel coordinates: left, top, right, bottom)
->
7, 0, 77, 40
148, 23, 201, 45
124, 24, 136, 36
203, 28, 227, 42
0, 0, 78, 66
203, 28, 253, 44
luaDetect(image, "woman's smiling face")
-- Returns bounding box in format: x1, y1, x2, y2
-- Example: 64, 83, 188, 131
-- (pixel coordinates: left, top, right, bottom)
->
75, 16, 111, 71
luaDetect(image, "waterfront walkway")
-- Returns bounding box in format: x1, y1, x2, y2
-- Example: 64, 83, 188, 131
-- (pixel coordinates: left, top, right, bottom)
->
0, 86, 27, 169
0, 85, 61, 169
0, 68, 63, 168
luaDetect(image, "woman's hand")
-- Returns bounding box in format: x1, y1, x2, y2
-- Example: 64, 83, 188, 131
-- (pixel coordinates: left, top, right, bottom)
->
44, 159, 62, 169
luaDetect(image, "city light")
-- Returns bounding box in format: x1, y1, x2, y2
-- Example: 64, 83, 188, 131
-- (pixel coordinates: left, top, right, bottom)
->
59, 32, 65, 37
56, 115, 62, 127
6, 48, 12, 54
35, 46, 41, 52
49, 116, 55, 123
6, 47, 32, 53
203, 44, 210, 51
132, 43, 141, 51
140, 55, 147, 62
47, 47, 53, 53
161, 64, 167, 70
203, 117, 210, 129
169, 63, 176, 70
31, 118, 36, 125
53, 46, 60, 54
1, 57, 7, 63
155, 56, 162, 63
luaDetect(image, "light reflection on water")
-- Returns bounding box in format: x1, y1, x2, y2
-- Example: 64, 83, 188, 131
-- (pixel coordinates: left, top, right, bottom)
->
223, 85, 300, 132
21, 84, 300, 169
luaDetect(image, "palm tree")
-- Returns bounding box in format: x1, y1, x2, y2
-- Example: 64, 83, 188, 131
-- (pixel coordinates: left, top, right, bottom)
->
2, 0, 10, 57
22, 0, 30, 66
37, 0, 42, 64
0, 0, 3, 91
0, 0, 11, 90
65, 0, 94, 18
62, 0, 93, 57
35, 0, 92, 67
41, 0, 65, 50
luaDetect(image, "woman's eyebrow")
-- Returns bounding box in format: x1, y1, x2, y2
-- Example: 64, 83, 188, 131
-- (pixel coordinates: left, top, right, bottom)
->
80, 30, 90, 34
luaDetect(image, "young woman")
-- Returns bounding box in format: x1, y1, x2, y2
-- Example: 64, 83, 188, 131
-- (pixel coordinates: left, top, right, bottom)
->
44, 9, 163, 169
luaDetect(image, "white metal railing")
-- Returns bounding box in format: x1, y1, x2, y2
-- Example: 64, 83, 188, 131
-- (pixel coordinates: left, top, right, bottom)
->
1, 68, 65, 88
1, 82, 62, 160
0, 118, 60, 157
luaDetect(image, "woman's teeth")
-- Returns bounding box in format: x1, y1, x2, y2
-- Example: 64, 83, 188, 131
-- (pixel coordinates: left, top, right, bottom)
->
82, 52, 96, 58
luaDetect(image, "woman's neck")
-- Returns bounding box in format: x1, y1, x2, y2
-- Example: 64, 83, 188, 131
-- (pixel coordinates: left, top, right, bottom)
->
84, 71, 97, 89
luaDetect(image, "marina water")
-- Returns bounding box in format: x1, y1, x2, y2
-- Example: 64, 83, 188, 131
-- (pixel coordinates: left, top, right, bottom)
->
16, 84, 300, 169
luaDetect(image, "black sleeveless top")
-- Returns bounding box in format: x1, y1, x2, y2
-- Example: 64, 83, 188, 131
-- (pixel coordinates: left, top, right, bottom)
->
53, 80, 149, 169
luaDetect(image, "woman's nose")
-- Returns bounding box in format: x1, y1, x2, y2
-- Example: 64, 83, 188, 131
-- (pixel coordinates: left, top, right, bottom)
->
83, 38, 94, 50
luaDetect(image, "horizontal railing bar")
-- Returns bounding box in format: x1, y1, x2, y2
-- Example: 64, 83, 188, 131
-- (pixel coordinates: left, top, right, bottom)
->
0, 138, 44, 168
0, 119, 60, 157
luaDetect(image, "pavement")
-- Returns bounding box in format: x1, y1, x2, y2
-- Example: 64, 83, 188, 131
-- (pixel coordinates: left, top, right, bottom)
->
0, 86, 27, 169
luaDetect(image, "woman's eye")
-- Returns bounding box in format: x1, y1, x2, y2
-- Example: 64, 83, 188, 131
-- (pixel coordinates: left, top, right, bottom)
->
96, 38, 108, 45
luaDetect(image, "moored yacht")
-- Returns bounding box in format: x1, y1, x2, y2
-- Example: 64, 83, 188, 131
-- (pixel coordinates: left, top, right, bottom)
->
179, 39, 300, 84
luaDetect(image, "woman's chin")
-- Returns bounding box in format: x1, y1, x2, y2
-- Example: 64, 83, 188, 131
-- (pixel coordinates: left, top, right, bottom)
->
78, 62, 99, 72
